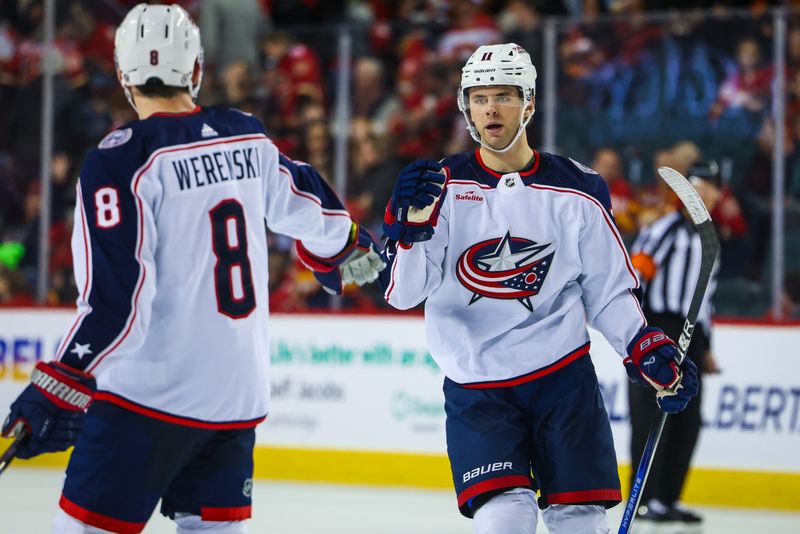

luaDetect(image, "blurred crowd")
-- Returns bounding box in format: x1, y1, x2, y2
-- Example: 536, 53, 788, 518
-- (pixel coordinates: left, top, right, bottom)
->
1, 0, 799, 318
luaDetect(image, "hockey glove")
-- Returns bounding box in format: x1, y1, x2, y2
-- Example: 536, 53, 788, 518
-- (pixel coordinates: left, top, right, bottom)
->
1, 361, 95, 459
297, 223, 386, 295
624, 327, 699, 414
383, 160, 447, 244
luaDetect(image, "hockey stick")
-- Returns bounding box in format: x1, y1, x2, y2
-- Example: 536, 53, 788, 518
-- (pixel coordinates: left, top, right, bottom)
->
0, 422, 28, 477
618, 167, 720, 534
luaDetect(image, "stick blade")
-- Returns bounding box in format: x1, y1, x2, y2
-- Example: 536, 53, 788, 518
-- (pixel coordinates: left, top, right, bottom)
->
657, 166, 710, 225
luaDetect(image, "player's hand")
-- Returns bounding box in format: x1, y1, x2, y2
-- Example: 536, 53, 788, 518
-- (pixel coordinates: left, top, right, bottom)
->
1, 361, 95, 459
297, 223, 386, 295
624, 326, 698, 413
384, 160, 447, 244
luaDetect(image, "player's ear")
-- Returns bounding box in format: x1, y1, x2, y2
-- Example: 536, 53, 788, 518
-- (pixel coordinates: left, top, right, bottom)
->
525, 97, 535, 121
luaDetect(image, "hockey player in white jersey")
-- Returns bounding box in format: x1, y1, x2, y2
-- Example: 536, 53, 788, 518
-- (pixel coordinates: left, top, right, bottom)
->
1, 4, 384, 533
381, 43, 699, 534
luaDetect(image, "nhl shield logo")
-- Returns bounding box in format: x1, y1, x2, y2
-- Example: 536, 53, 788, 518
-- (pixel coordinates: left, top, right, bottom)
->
456, 231, 555, 311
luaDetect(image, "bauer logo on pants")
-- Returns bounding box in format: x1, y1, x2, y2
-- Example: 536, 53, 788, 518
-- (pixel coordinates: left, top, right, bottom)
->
463, 461, 513, 483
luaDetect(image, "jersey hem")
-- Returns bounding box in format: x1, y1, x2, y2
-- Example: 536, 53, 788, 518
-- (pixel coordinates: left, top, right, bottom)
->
94, 391, 266, 429
460, 342, 590, 389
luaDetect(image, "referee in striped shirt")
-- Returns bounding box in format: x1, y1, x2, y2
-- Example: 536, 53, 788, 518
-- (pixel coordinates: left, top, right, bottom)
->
628, 160, 721, 524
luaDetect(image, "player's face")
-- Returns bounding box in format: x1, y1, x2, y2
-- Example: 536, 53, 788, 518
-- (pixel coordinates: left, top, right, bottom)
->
468, 86, 531, 150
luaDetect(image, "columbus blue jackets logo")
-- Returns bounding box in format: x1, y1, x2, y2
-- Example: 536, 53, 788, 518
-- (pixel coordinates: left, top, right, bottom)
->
456, 231, 555, 311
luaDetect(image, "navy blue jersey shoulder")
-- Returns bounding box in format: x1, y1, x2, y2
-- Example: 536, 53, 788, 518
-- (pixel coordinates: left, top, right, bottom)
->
534, 153, 612, 213
441, 151, 497, 186
85, 106, 267, 187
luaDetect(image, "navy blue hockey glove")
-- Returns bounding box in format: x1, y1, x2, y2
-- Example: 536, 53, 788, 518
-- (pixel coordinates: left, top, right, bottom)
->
624, 327, 699, 414
1, 361, 95, 459
297, 222, 386, 295
383, 160, 447, 244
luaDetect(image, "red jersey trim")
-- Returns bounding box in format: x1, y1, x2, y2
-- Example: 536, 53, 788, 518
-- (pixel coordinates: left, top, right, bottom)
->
94, 392, 266, 429
278, 165, 351, 218
457, 475, 533, 508
447, 179, 494, 190
461, 343, 590, 389
384, 250, 403, 300
201, 505, 253, 521
60, 495, 145, 534
149, 105, 202, 118
475, 149, 540, 178
545, 488, 622, 505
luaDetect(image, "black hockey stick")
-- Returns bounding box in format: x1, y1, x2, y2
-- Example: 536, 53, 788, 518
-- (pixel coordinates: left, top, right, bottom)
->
618, 167, 720, 534
0, 422, 28, 478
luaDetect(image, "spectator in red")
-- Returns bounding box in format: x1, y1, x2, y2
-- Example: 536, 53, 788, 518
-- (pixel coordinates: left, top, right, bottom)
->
591, 147, 638, 237
438, 0, 499, 63
70, 0, 116, 75
262, 30, 324, 114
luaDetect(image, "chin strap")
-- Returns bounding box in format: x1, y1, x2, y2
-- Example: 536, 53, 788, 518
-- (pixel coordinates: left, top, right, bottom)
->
465, 105, 535, 154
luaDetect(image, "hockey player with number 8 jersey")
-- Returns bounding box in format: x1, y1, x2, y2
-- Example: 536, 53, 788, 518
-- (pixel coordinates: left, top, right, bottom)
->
0, 4, 384, 533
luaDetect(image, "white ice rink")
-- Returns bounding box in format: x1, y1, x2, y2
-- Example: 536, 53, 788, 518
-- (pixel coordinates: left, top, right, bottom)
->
2, 467, 799, 533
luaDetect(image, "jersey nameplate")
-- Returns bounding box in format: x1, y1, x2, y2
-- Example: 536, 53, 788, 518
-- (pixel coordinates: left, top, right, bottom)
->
98, 128, 133, 149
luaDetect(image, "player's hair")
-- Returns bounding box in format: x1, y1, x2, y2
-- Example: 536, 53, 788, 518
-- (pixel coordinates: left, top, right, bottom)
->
135, 78, 190, 99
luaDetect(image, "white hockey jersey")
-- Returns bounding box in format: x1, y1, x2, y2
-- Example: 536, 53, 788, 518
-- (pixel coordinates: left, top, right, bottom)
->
55, 106, 353, 427
384, 150, 646, 386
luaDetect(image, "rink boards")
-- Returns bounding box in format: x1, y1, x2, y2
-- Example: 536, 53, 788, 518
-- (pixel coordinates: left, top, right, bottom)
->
1, 309, 798, 510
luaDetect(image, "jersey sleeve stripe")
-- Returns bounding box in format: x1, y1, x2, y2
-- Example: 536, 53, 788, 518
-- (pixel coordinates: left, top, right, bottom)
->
383, 248, 402, 301
277, 166, 350, 217
85, 168, 149, 373
55, 184, 93, 360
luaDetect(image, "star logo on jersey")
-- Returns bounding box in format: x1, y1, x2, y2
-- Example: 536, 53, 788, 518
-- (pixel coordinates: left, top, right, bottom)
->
456, 231, 555, 311
70, 342, 92, 359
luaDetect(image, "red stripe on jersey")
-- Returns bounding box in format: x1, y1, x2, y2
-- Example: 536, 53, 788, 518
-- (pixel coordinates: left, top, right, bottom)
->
457, 475, 533, 508
150, 105, 202, 117
461, 343, 590, 389
201, 506, 253, 521
94, 392, 266, 429
278, 165, 351, 218
60, 495, 146, 534
545, 488, 622, 505
447, 180, 494, 189
384, 249, 403, 300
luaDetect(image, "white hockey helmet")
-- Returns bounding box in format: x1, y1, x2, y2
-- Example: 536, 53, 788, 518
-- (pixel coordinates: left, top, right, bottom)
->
115, 3, 203, 108
457, 43, 537, 153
